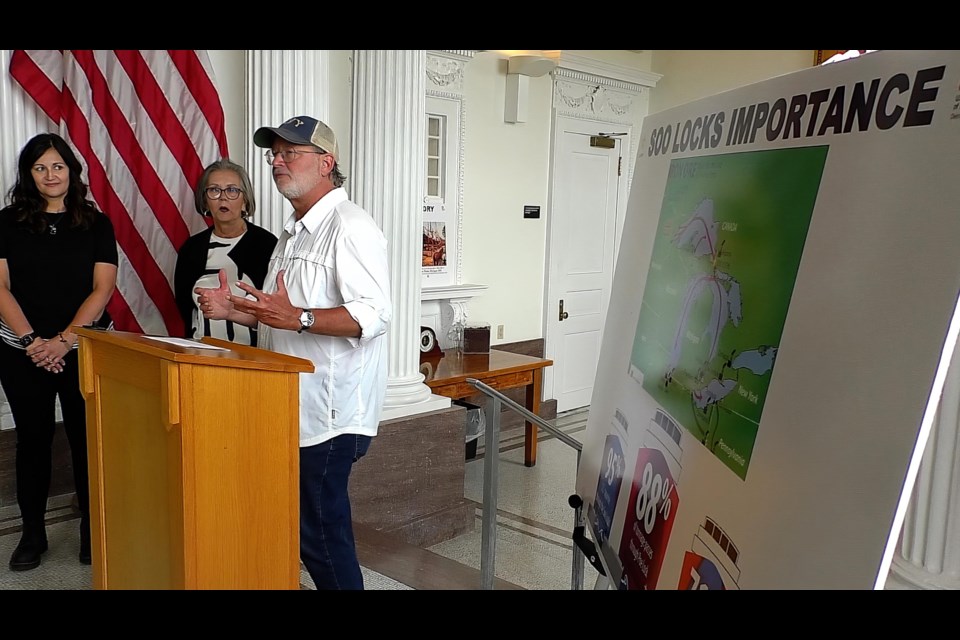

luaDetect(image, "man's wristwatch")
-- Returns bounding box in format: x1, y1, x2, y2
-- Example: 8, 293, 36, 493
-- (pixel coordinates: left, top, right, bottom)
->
297, 309, 315, 334
18, 332, 37, 348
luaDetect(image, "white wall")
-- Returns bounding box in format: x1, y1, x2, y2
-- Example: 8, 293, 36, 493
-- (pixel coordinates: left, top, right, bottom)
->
574, 50, 654, 69
459, 51, 554, 344
649, 50, 813, 114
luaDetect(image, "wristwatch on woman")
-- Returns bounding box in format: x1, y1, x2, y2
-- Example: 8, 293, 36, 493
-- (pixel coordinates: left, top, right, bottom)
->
297, 309, 315, 334
18, 332, 36, 348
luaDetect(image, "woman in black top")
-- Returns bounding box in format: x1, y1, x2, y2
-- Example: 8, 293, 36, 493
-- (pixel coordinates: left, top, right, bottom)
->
174, 159, 277, 346
0, 133, 118, 571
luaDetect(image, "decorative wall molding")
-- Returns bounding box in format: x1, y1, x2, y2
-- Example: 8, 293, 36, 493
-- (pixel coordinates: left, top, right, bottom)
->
557, 52, 661, 89
553, 80, 640, 125
435, 50, 477, 61
452, 96, 466, 285
426, 57, 467, 93
552, 53, 660, 125
425, 50, 475, 288
421, 285, 488, 351
439, 300, 470, 350
426, 50, 477, 94
423, 93, 468, 287
421, 284, 488, 301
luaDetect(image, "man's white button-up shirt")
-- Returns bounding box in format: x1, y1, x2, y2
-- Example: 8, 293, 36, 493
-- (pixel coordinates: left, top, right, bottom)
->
260, 188, 392, 447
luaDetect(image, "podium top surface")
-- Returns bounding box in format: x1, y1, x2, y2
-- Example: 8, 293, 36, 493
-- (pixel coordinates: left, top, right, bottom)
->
75, 328, 314, 374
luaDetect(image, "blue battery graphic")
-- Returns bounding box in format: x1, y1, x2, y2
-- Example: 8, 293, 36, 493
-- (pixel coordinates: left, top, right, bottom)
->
591, 409, 629, 545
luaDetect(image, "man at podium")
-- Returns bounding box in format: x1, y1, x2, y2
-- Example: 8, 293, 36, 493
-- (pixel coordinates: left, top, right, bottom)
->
195, 115, 391, 591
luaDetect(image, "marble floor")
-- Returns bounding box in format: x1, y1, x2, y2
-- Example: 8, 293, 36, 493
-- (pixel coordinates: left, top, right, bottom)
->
0, 517, 412, 591
427, 408, 599, 590
0, 409, 593, 591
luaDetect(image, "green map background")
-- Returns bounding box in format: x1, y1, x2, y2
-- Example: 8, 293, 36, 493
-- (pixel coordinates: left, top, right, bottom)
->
629, 147, 828, 479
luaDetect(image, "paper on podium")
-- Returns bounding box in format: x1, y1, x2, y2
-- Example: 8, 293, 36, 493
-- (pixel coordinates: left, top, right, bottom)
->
142, 336, 230, 351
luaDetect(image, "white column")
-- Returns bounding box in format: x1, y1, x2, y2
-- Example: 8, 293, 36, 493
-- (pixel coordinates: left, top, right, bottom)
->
887, 343, 960, 589
350, 50, 449, 419
246, 50, 330, 234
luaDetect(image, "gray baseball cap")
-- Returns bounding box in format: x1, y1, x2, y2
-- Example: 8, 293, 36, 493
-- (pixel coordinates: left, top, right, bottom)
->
253, 115, 339, 161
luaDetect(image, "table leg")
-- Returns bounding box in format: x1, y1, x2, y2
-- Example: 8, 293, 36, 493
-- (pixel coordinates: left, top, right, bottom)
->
524, 368, 542, 467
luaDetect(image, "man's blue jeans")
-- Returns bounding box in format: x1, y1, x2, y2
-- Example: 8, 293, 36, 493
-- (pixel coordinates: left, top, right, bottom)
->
300, 433, 372, 590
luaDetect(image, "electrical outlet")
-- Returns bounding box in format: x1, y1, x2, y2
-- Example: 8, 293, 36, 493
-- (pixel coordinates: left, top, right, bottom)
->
497, 324, 504, 340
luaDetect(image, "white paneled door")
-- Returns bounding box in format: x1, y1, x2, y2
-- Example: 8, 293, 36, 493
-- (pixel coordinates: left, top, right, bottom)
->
546, 117, 628, 412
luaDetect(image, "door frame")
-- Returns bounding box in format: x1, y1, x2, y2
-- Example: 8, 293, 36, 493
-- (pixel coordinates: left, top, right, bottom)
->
538, 54, 658, 406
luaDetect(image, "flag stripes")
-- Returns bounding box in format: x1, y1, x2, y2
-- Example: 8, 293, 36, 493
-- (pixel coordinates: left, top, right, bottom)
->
8, 49, 228, 336
9, 50, 63, 122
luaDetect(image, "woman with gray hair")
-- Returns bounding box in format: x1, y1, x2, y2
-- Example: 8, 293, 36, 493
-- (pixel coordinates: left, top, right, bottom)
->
174, 159, 277, 346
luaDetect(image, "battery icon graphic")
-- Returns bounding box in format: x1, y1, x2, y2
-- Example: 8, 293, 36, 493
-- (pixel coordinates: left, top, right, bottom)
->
589, 409, 629, 546
617, 408, 683, 590
678, 517, 741, 590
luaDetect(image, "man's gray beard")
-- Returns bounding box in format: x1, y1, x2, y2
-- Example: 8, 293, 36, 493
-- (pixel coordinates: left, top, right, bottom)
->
277, 182, 304, 199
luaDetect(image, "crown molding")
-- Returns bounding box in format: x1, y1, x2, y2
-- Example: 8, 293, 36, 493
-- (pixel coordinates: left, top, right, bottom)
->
422, 284, 488, 301
557, 52, 661, 90
428, 50, 477, 62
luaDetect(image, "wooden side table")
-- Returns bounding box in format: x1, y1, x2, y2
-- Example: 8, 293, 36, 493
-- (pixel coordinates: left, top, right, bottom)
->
422, 349, 553, 467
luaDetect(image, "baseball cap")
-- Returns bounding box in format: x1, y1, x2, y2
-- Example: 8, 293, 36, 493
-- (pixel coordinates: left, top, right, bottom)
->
253, 115, 339, 162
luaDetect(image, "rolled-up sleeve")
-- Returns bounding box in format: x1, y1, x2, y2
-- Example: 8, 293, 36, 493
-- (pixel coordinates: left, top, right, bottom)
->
336, 225, 392, 347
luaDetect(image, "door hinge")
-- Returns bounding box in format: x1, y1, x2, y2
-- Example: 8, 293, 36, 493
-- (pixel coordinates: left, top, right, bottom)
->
618, 156, 622, 177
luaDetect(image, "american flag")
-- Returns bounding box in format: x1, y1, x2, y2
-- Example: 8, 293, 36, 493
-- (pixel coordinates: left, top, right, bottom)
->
8, 50, 228, 336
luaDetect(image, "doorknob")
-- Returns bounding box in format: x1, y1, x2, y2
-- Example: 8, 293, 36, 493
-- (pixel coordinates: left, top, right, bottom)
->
559, 299, 569, 321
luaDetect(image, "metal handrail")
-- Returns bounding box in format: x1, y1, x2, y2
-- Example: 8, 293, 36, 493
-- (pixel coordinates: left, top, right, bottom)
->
465, 377, 586, 590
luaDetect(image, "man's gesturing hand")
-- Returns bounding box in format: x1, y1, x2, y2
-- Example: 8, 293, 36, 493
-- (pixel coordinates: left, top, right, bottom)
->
231, 270, 302, 331
195, 269, 234, 320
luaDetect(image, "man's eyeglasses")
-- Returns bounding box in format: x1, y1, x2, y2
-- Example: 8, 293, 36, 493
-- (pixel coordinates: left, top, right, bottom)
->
264, 149, 327, 165
204, 186, 243, 200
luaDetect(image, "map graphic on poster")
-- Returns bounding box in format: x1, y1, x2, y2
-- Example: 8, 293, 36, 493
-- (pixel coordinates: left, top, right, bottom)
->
628, 148, 827, 479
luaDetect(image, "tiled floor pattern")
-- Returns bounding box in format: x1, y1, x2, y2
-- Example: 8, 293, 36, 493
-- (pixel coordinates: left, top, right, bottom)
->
0, 517, 411, 591
428, 408, 599, 590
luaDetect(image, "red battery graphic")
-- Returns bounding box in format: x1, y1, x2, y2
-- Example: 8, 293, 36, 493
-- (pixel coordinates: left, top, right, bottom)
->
617, 408, 682, 590
677, 517, 741, 590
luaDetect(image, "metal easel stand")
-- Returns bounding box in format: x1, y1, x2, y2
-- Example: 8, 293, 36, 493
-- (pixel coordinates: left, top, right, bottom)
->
465, 377, 589, 590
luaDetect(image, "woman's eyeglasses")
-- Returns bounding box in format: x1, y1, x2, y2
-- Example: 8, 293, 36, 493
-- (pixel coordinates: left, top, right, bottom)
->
205, 186, 243, 200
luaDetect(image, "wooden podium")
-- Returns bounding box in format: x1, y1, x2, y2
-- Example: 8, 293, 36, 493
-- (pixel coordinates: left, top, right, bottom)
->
75, 328, 313, 590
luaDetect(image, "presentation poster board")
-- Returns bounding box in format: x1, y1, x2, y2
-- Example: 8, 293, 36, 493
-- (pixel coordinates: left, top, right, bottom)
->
575, 50, 960, 589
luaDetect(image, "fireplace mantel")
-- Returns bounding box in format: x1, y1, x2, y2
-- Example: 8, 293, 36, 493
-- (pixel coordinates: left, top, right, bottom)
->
421, 284, 487, 350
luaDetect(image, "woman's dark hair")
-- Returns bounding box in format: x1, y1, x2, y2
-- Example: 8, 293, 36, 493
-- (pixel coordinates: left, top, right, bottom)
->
6, 133, 101, 233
